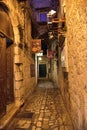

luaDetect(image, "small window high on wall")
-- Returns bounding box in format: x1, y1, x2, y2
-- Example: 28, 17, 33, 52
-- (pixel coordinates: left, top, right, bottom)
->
40, 12, 47, 22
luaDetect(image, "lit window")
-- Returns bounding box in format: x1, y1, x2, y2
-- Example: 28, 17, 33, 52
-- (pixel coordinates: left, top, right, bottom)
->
40, 13, 47, 22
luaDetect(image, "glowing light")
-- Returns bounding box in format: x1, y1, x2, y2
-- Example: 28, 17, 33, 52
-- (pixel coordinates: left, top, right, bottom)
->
38, 57, 42, 61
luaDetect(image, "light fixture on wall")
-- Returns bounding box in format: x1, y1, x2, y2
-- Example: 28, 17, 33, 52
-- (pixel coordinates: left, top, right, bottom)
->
36, 51, 43, 56
48, 10, 56, 16
38, 57, 42, 61
47, 10, 56, 24
48, 32, 54, 39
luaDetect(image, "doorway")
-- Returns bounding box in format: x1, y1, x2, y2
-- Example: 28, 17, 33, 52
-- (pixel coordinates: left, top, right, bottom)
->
0, 4, 14, 117
6, 38, 14, 104
0, 37, 7, 117
39, 64, 46, 77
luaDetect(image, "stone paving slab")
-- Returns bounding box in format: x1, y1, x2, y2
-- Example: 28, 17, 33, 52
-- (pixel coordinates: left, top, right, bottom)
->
5, 81, 74, 130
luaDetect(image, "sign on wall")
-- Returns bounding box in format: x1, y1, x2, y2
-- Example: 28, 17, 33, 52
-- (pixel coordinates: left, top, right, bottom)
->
47, 49, 54, 59
32, 39, 41, 53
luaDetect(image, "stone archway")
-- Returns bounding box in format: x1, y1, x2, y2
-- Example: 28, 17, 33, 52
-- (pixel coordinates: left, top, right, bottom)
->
0, 3, 14, 117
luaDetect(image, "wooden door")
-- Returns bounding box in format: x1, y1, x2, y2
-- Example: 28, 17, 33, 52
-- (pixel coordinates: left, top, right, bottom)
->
0, 37, 6, 118
6, 44, 14, 104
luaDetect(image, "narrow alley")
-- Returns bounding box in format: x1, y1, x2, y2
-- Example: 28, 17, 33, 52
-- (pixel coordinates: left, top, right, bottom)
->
0, 0, 87, 130
5, 80, 74, 130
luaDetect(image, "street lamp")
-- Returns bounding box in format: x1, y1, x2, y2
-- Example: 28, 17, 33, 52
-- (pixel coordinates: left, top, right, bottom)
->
48, 10, 56, 16
47, 10, 56, 24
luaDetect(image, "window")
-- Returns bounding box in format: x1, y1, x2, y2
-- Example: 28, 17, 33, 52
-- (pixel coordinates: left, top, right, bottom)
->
40, 12, 47, 22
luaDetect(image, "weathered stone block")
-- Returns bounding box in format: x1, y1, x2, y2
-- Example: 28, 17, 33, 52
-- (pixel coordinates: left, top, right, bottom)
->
15, 71, 23, 81
14, 55, 23, 64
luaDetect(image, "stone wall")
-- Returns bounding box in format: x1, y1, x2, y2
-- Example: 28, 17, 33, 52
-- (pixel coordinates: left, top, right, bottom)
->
64, 0, 87, 129
1, 0, 36, 108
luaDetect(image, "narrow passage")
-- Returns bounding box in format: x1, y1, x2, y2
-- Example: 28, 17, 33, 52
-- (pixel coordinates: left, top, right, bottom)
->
5, 80, 74, 130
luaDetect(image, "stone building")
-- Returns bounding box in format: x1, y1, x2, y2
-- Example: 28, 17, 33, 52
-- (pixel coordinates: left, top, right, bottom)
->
57, 0, 87, 130
0, 0, 36, 127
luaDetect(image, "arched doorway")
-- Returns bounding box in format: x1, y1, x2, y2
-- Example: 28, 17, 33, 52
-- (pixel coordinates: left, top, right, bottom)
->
0, 3, 14, 117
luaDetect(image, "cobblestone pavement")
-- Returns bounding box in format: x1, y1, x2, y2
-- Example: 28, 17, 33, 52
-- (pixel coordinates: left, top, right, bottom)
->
5, 81, 74, 130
